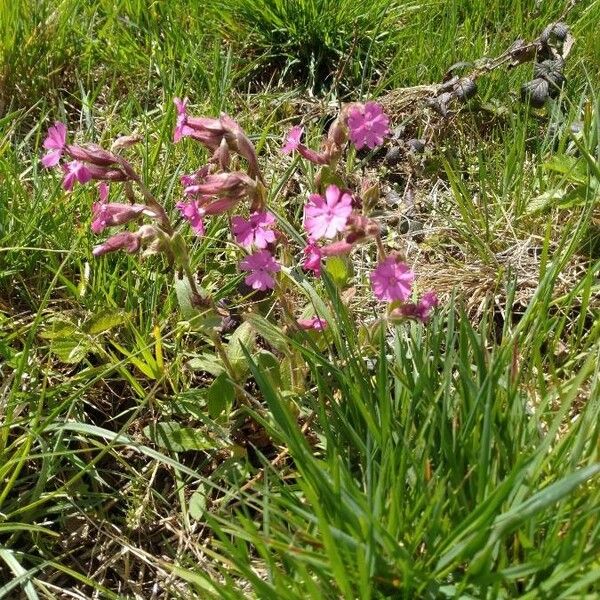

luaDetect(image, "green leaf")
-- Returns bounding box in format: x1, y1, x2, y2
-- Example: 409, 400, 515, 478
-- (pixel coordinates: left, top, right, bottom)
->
0, 549, 39, 600
143, 422, 215, 452
226, 321, 256, 379
170, 231, 191, 267
111, 340, 158, 379
187, 353, 225, 377
83, 310, 127, 335
207, 372, 235, 419
39, 318, 93, 363
189, 486, 207, 521
49, 336, 92, 363
493, 464, 600, 534
317, 166, 346, 189
174, 273, 222, 332
527, 185, 593, 214
544, 155, 586, 183
244, 313, 290, 354
256, 350, 282, 388
280, 356, 294, 391
174, 273, 196, 320
469, 464, 600, 575
325, 256, 349, 287
526, 188, 567, 214
39, 319, 77, 340
190, 310, 223, 334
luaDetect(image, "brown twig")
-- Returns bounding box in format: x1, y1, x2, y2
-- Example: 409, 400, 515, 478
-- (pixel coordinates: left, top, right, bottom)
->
380, 1, 579, 117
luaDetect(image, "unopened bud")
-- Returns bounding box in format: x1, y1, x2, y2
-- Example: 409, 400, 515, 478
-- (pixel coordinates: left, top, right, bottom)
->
92, 231, 141, 257
111, 134, 142, 151
66, 144, 120, 167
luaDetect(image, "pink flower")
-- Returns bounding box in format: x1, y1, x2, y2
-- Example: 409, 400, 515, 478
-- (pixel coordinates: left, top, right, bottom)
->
91, 203, 150, 234
347, 102, 390, 150
240, 249, 280, 291
303, 185, 353, 240
62, 161, 92, 191
282, 126, 304, 154
173, 97, 194, 142
415, 291, 439, 321
297, 317, 327, 331
232, 212, 276, 249
390, 291, 439, 323
92, 231, 141, 257
176, 200, 205, 236
370, 256, 414, 302
98, 181, 109, 203
280, 125, 330, 165
42, 122, 67, 167
302, 243, 322, 276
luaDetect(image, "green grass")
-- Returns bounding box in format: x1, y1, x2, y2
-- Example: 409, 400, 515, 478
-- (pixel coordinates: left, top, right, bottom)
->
209, 0, 422, 92
1, 0, 600, 597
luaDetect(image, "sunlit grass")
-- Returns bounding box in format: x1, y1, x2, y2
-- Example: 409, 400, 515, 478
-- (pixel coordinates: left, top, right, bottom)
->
1, 0, 599, 597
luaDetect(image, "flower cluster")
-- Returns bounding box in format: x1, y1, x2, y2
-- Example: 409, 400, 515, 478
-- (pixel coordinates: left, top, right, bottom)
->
171, 98, 283, 298
296, 184, 436, 322
281, 100, 390, 166
281, 103, 437, 323
40, 96, 437, 329
42, 122, 129, 191
41, 123, 169, 258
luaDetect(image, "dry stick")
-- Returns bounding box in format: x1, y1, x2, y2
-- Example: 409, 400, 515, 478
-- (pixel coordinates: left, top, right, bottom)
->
380, 1, 580, 116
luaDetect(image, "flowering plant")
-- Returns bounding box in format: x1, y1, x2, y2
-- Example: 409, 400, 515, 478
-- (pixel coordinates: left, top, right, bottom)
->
40, 97, 437, 387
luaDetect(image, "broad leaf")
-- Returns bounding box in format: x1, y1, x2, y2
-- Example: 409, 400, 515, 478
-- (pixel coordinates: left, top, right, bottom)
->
206, 372, 235, 418
143, 421, 215, 452
226, 321, 256, 379
84, 310, 127, 335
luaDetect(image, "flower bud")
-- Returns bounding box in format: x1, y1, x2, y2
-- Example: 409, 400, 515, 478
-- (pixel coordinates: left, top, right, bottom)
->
111, 134, 142, 151
91, 202, 155, 234
297, 145, 330, 165
320, 240, 354, 257
327, 116, 348, 147
361, 179, 380, 212
212, 138, 231, 171
202, 197, 240, 215
184, 172, 256, 200
137, 224, 159, 241
65, 144, 120, 167
220, 113, 262, 179
92, 231, 141, 257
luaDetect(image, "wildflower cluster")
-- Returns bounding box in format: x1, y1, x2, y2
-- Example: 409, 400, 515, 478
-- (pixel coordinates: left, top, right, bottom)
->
41, 97, 437, 331
281, 101, 437, 323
